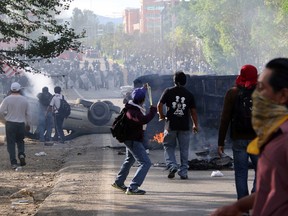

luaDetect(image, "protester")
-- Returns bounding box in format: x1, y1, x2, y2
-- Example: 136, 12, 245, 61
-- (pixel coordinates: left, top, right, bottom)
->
123, 87, 150, 153
211, 58, 288, 216
0, 82, 31, 169
112, 85, 157, 195
37, 86, 53, 143
218, 65, 258, 201
157, 71, 198, 179
49, 86, 65, 143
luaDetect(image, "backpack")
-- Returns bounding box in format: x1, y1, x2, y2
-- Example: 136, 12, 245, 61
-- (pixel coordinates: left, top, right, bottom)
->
57, 96, 71, 119
231, 87, 255, 133
38, 92, 52, 107
110, 108, 128, 143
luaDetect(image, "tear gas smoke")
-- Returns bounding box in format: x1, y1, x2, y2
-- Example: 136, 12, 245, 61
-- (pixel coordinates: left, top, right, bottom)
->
24, 73, 55, 98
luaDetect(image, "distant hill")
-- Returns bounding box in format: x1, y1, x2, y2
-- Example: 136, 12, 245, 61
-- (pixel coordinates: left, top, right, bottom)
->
97, 15, 122, 25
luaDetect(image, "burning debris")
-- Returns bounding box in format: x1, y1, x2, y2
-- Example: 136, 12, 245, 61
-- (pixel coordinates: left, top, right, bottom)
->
189, 151, 233, 170
152, 132, 164, 144
188, 158, 233, 170
150, 129, 235, 171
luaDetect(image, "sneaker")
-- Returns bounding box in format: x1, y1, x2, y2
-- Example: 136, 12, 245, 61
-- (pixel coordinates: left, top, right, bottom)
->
111, 182, 127, 192
19, 155, 26, 166
11, 164, 18, 169
168, 167, 177, 179
125, 188, 146, 195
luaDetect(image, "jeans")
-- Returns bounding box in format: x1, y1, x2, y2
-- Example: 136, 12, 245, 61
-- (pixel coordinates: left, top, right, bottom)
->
142, 130, 149, 150
232, 139, 258, 200
115, 140, 151, 190
38, 112, 46, 142
163, 130, 191, 177
54, 113, 65, 143
38, 110, 53, 142
45, 112, 53, 141
5, 121, 26, 165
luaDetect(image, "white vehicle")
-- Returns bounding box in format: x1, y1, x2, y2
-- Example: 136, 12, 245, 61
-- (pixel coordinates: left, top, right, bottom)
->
0, 95, 121, 140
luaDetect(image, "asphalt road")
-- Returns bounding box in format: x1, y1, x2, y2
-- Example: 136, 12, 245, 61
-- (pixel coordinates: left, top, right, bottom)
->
33, 132, 256, 216
0, 85, 254, 215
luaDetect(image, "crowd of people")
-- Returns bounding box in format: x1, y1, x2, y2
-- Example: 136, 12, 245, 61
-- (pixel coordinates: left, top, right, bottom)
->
124, 53, 213, 85
0, 56, 288, 215
32, 57, 125, 91
0, 50, 214, 96
212, 58, 288, 215
0, 58, 124, 96
0, 83, 71, 169
111, 58, 288, 216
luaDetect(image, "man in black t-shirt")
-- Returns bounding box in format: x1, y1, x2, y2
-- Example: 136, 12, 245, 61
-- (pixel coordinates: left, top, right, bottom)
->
37, 86, 53, 143
157, 71, 199, 179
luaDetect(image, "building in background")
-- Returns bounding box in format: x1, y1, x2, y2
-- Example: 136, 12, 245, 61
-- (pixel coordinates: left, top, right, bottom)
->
123, 0, 180, 35
140, 0, 163, 34
123, 8, 140, 35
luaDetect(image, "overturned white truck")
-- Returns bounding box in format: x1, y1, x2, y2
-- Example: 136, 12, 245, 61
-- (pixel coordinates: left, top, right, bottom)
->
2, 96, 121, 141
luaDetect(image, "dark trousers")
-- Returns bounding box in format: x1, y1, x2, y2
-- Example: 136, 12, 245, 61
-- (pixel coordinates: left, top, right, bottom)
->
54, 113, 65, 143
5, 121, 26, 165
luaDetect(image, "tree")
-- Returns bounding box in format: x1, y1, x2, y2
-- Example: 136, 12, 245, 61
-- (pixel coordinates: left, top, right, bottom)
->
71, 8, 99, 46
175, 0, 288, 74
0, 0, 84, 72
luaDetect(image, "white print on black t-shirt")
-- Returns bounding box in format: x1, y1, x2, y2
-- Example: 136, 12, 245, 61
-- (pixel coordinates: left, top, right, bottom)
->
172, 96, 186, 117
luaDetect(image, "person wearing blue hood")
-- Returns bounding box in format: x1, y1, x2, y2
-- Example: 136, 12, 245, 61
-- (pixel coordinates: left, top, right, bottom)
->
112, 84, 157, 195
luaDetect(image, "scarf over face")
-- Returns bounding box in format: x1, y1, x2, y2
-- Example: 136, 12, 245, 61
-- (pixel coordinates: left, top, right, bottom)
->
247, 90, 288, 155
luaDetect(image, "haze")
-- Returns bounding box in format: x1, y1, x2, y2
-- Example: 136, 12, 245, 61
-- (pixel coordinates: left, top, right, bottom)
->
68, 0, 141, 17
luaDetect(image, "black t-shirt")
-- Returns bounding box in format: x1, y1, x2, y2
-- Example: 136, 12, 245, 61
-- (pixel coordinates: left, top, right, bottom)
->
37, 92, 52, 107
159, 86, 196, 131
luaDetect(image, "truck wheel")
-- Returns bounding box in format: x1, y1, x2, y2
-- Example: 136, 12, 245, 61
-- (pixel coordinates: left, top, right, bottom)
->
88, 101, 111, 126
103, 100, 121, 113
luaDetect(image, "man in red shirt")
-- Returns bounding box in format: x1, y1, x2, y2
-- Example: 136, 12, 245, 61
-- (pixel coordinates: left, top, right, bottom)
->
211, 58, 288, 216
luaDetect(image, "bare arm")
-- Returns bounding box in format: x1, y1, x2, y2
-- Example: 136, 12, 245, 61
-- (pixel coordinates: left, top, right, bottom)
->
25, 102, 32, 126
47, 105, 53, 113
190, 108, 198, 133
218, 88, 237, 156
0, 100, 7, 123
211, 193, 256, 216
157, 101, 165, 120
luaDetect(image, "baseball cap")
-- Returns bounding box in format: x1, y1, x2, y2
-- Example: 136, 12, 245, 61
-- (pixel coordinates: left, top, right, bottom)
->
10, 82, 21, 92
131, 87, 146, 102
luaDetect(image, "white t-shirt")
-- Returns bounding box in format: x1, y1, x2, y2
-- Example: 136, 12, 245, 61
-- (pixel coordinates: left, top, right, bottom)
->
49, 93, 63, 113
0, 94, 31, 124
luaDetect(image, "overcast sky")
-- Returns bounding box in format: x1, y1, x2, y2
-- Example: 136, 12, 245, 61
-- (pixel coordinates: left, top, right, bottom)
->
66, 0, 141, 17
